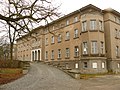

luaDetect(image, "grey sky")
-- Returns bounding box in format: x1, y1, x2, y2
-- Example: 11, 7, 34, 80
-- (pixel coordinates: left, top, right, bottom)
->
58, 0, 120, 15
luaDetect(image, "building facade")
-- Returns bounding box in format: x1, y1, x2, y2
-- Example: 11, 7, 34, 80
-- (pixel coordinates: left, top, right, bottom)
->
16, 4, 120, 74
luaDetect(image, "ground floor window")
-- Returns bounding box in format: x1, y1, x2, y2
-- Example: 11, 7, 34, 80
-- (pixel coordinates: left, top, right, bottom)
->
83, 62, 88, 68
102, 62, 105, 69
92, 62, 97, 69
75, 63, 79, 69
118, 63, 120, 68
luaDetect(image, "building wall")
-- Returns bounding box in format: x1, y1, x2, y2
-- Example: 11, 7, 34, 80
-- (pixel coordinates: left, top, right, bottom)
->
16, 4, 120, 74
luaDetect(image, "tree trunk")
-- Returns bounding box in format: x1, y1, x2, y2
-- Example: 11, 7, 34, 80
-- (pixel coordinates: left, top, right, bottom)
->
10, 42, 13, 61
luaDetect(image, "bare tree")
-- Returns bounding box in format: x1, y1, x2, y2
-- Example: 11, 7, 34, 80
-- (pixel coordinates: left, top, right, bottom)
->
0, 0, 60, 60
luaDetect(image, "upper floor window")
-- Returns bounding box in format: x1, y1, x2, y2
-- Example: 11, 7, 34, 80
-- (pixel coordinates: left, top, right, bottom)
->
51, 50, 54, 60
99, 20, 103, 31
100, 42, 104, 54
83, 42, 88, 54
74, 29, 79, 38
82, 21, 87, 32
90, 20, 96, 30
52, 26, 55, 30
66, 20, 69, 25
45, 38, 48, 45
58, 49, 61, 59
91, 41, 98, 54
74, 16, 78, 23
58, 34, 62, 42
66, 48, 70, 58
115, 29, 118, 38
45, 51, 48, 60
51, 36, 54, 44
74, 46, 79, 57
66, 31, 70, 40
116, 46, 119, 57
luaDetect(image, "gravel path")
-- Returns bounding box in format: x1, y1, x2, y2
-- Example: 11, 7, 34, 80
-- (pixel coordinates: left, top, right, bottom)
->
0, 62, 81, 90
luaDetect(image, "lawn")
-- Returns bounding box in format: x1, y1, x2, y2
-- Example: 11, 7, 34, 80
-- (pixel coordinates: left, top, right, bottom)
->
0, 68, 23, 85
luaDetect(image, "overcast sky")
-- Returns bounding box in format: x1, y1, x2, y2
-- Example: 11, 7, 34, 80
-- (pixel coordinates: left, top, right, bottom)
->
57, 0, 120, 15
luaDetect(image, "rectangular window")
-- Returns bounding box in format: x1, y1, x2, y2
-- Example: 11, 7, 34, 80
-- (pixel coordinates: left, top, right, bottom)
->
66, 20, 69, 25
90, 20, 96, 30
74, 16, 78, 23
53, 26, 55, 30
92, 62, 97, 69
116, 46, 119, 57
99, 20, 103, 31
45, 38, 48, 45
118, 63, 120, 68
75, 63, 79, 69
102, 62, 105, 69
66, 31, 70, 40
51, 36, 54, 44
115, 29, 118, 38
91, 41, 98, 54
83, 42, 88, 54
82, 21, 87, 32
74, 46, 79, 57
66, 48, 70, 58
58, 34, 62, 42
58, 49, 61, 59
100, 42, 104, 54
83, 62, 88, 68
45, 51, 48, 60
74, 29, 78, 38
51, 50, 54, 60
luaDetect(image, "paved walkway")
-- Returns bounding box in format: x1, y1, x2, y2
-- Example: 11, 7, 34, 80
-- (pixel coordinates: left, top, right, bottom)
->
1, 62, 120, 90
0, 63, 81, 90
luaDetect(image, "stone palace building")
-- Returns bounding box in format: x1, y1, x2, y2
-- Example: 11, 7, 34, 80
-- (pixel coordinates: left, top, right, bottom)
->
16, 4, 120, 74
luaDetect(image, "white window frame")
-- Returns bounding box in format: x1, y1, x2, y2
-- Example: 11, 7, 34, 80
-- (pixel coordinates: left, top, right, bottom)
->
51, 36, 54, 43
83, 42, 88, 54
51, 50, 54, 59
91, 41, 98, 54
75, 63, 79, 69
58, 34, 62, 42
74, 46, 79, 57
45, 51, 48, 59
102, 62, 105, 69
92, 62, 97, 69
90, 20, 96, 30
66, 20, 69, 25
74, 16, 78, 23
100, 42, 104, 54
74, 29, 78, 38
99, 20, 103, 31
66, 31, 70, 40
66, 48, 70, 58
45, 38, 48, 45
116, 46, 119, 57
58, 49, 61, 58
82, 21, 87, 32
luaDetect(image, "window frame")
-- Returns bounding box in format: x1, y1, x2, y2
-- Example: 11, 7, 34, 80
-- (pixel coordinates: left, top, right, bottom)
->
74, 46, 79, 57
74, 29, 79, 38
90, 20, 96, 30
66, 31, 70, 40
91, 41, 98, 54
58, 49, 61, 59
82, 21, 87, 32
83, 42, 88, 55
66, 48, 70, 58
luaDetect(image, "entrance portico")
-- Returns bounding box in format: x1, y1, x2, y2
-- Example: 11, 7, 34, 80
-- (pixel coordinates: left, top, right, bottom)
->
31, 49, 41, 61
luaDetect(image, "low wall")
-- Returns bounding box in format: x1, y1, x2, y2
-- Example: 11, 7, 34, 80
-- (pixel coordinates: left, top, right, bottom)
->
0, 60, 30, 68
